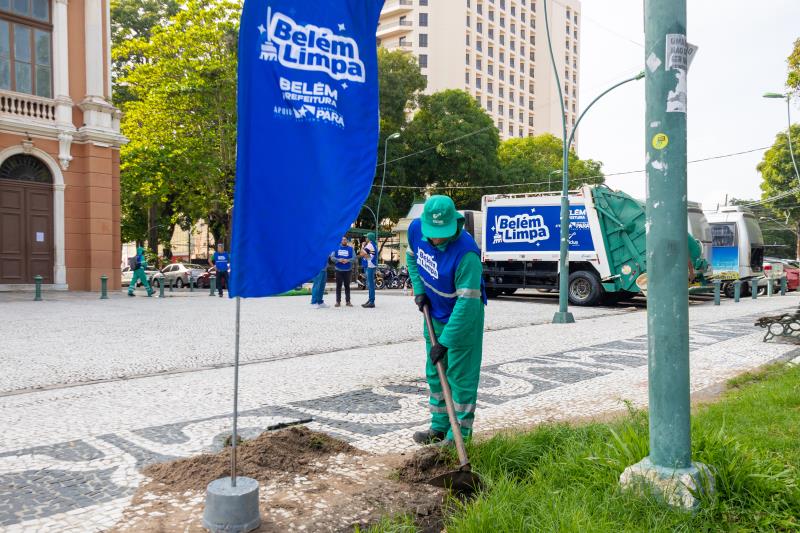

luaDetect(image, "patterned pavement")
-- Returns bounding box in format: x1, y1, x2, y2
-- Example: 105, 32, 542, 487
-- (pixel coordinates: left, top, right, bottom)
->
0, 291, 798, 531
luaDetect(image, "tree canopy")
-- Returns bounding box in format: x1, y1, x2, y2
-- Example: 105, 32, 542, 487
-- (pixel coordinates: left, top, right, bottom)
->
756, 124, 800, 260
498, 134, 604, 193
788, 38, 800, 93
115, 0, 240, 251
399, 89, 501, 210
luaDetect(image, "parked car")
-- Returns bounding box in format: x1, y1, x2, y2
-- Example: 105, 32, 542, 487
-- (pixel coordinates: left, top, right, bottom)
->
757, 259, 783, 295
151, 263, 207, 288
121, 266, 158, 287
196, 267, 216, 289
766, 257, 800, 291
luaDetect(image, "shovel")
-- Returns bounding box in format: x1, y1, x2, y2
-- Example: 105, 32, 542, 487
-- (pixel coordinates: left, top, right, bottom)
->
423, 305, 483, 495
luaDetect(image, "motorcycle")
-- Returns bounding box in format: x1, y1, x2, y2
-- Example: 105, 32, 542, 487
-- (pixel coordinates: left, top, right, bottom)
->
356, 269, 385, 290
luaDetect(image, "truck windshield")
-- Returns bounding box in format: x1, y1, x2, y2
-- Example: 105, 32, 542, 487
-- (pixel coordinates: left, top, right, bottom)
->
711, 223, 736, 247
688, 210, 711, 242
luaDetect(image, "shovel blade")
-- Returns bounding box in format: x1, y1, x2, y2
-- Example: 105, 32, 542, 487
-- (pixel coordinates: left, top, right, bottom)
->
427, 468, 483, 495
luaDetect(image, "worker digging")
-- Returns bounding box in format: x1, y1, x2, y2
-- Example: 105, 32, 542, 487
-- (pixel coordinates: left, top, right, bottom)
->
407, 195, 488, 447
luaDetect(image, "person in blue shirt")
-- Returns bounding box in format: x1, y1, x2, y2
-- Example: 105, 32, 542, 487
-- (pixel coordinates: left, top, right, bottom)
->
210, 243, 230, 298
331, 236, 354, 307
359, 232, 377, 308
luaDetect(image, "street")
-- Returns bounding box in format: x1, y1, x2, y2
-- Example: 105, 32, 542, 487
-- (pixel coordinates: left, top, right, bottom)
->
0, 291, 798, 530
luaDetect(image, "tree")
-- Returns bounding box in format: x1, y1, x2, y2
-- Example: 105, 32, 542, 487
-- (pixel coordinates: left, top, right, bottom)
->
356, 49, 427, 232
756, 124, 800, 260
788, 38, 800, 93
498, 134, 604, 193
111, 0, 180, 105
116, 0, 240, 253
399, 90, 501, 210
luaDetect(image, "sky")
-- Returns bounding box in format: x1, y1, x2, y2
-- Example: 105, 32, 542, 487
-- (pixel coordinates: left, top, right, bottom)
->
576, 0, 799, 210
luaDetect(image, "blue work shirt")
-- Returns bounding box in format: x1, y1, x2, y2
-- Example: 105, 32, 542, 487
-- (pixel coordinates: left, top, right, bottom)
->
213, 251, 230, 272
332, 246, 354, 271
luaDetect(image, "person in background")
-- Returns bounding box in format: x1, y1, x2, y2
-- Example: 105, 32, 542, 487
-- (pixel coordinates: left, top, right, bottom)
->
210, 242, 230, 298
127, 247, 154, 297
359, 232, 377, 308
406, 195, 487, 446
310, 260, 329, 309
331, 236, 354, 307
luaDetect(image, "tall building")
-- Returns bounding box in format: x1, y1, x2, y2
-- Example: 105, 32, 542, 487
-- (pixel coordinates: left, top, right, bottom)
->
377, 0, 581, 141
0, 0, 124, 291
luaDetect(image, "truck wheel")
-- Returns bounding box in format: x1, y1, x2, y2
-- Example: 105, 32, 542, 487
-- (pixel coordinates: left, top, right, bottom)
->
568, 270, 603, 306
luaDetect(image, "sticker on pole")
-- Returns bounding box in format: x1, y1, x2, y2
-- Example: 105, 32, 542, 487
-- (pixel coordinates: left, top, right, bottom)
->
652, 133, 669, 150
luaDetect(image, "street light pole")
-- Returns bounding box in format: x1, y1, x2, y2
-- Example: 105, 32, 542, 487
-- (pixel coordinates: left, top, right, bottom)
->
763, 92, 800, 259
376, 132, 401, 246
544, 0, 644, 324
763, 92, 800, 182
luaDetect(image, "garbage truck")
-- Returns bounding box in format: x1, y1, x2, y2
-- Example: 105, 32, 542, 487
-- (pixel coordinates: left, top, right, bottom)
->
477, 185, 707, 306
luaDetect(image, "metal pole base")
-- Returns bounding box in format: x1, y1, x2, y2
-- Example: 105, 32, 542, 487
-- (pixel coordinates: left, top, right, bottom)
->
620, 456, 714, 511
203, 477, 261, 533
552, 311, 575, 324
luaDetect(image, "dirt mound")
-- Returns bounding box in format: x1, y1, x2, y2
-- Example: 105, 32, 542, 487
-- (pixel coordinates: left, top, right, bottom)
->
115, 430, 454, 532
397, 446, 456, 484
142, 426, 359, 494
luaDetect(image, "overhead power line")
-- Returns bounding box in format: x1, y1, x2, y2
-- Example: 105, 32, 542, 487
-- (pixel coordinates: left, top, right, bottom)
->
373, 145, 774, 191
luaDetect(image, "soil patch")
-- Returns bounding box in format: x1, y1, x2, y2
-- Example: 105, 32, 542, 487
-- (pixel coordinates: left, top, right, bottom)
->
397, 446, 457, 484
141, 426, 357, 495
114, 428, 450, 532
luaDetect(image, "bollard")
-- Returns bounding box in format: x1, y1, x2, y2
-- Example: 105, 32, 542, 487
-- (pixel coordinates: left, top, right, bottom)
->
33, 275, 42, 301
767, 277, 773, 297
781, 276, 787, 296
751, 278, 758, 299
190, 277, 194, 292
733, 280, 741, 302
100, 275, 108, 300
169, 278, 174, 293
159, 278, 165, 298
713, 280, 721, 305
209, 275, 216, 296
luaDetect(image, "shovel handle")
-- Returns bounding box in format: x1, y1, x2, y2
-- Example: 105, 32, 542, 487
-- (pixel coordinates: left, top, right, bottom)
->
423, 305, 471, 469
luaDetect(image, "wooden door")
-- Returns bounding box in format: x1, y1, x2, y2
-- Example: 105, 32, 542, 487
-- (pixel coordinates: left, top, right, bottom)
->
0, 179, 53, 284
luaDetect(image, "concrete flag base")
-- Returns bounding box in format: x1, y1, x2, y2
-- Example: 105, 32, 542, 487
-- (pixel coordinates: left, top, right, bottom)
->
202, 477, 261, 533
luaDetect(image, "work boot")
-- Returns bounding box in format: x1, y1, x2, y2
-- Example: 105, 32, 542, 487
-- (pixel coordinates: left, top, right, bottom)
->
412, 429, 446, 445
335, 302, 341, 307
362, 302, 375, 308
346, 302, 353, 307
127, 292, 135, 297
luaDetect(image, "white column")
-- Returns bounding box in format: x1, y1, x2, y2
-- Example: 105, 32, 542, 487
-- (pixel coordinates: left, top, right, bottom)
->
54, 183, 67, 286
84, 0, 104, 98
52, 0, 72, 128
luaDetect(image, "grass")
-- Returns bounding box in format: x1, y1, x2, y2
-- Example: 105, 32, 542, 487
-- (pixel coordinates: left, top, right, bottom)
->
384, 363, 800, 532
354, 514, 417, 533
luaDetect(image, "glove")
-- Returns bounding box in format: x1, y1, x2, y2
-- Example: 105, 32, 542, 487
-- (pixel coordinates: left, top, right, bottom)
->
429, 343, 448, 365
414, 293, 430, 313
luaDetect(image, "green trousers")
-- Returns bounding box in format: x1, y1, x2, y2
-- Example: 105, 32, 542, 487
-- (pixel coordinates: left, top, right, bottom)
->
424, 314, 484, 440
128, 268, 153, 295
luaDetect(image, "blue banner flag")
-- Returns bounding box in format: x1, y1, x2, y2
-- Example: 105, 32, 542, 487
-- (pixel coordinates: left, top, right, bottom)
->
230, 0, 385, 298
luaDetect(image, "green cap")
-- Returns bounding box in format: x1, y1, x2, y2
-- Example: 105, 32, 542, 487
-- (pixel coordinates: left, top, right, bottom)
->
366, 232, 376, 241
420, 195, 462, 239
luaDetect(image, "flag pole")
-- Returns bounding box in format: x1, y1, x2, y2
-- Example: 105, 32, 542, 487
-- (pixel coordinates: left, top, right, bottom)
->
231, 296, 241, 487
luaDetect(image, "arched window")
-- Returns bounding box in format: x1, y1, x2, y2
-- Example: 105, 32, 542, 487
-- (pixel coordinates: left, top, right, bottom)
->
0, 0, 51, 97
0, 153, 52, 183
